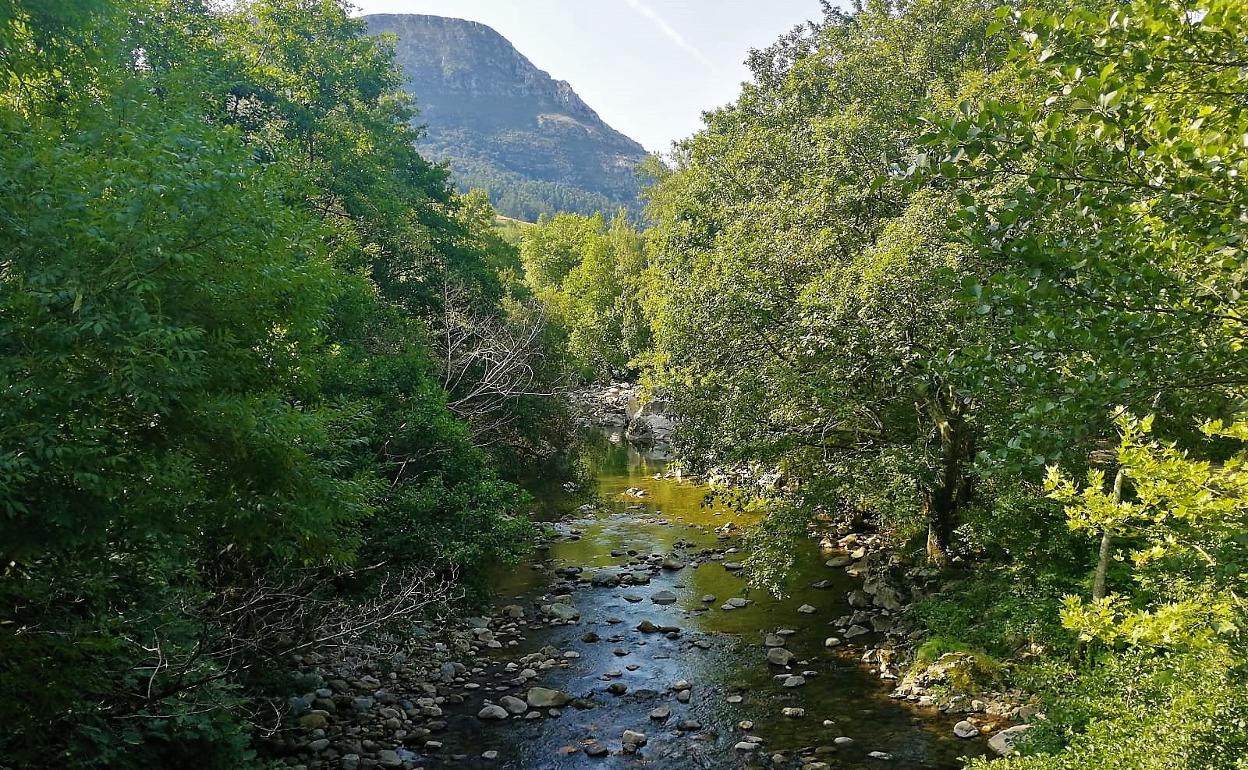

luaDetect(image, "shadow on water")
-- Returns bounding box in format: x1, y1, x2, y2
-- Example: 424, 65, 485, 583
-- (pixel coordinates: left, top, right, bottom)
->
449, 432, 987, 770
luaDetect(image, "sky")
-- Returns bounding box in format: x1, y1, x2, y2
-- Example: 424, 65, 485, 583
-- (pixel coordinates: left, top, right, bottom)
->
350, 0, 835, 153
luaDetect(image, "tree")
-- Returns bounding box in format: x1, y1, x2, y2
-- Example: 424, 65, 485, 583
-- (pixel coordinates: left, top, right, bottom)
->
644, 0, 1011, 563
926, 0, 1248, 471
0, 0, 546, 764
520, 210, 651, 381
974, 412, 1248, 770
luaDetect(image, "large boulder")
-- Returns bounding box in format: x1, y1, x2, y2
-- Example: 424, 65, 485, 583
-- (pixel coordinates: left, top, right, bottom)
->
895, 651, 998, 697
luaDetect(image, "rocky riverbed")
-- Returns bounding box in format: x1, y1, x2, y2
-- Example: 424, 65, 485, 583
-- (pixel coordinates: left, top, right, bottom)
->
271, 432, 1036, 770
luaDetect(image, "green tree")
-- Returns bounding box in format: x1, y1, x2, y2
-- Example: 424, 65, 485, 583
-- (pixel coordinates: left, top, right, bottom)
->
644, 0, 1012, 563
520, 210, 650, 380
926, 0, 1248, 469
975, 413, 1248, 770
0, 0, 545, 765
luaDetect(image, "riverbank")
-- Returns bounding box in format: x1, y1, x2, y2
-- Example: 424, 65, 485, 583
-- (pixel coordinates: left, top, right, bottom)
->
268, 432, 1052, 769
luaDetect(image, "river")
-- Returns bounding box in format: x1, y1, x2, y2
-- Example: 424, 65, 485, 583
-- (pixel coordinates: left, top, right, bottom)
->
434, 433, 988, 769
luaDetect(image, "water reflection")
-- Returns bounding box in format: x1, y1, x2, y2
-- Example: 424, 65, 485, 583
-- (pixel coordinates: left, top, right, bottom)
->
474, 432, 984, 769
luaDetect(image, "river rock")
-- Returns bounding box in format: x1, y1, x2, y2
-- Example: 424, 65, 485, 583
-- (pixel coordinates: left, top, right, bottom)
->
651, 590, 678, 605
590, 570, 619, 587
954, 720, 979, 738
782, 675, 806, 688
650, 705, 671, 720
377, 750, 402, 768
637, 620, 660, 633
548, 603, 580, 621
526, 687, 573, 708
621, 730, 647, 753
825, 637, 843, 647
583, 740, 608, 757
797, 604, 817, 614
767, 647, 795, 666
764, 633, 786, 647
297, 711, 329, 730
782, 707, 805, 718
478, 704, 509, 720
834, 736, 854, 745
872, 586, 906, 611
988, 724, 1033, 755
499, 695, 527, 714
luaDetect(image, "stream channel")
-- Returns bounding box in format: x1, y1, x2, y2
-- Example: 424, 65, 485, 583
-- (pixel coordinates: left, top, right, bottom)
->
436, 433, 989, 770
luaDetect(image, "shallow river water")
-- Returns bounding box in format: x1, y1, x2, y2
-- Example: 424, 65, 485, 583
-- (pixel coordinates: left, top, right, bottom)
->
436, 435, 988, 769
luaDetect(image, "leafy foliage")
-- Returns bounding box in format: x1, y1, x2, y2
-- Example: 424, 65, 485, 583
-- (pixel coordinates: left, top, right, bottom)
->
519, 210, 650, 381
643, 0, 1015, 561
0, 0, 549, 765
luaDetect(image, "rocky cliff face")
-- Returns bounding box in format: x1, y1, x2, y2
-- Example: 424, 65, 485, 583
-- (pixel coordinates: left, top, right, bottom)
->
364, 14, 649, 221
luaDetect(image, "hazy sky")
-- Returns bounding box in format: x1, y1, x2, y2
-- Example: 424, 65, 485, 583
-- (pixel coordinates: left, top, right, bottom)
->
350, 1, 834, 153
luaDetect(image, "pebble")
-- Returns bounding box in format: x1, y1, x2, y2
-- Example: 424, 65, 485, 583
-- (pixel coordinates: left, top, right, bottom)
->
584, 740, 608, 757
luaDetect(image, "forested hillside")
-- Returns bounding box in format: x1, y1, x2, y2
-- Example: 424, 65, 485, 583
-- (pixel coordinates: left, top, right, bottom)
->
364, 14, 650, 222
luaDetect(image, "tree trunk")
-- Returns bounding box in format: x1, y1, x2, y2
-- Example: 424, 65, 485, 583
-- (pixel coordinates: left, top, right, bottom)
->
921, 385, 974, 567
925, 489, 954, 566
1091, 468, 1125, 602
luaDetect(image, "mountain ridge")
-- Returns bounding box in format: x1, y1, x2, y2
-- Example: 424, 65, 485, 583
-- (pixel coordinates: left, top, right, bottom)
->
364, 13, 649, 221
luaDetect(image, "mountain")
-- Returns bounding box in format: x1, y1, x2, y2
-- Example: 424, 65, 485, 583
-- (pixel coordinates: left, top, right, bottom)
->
364, 14, 650, 221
